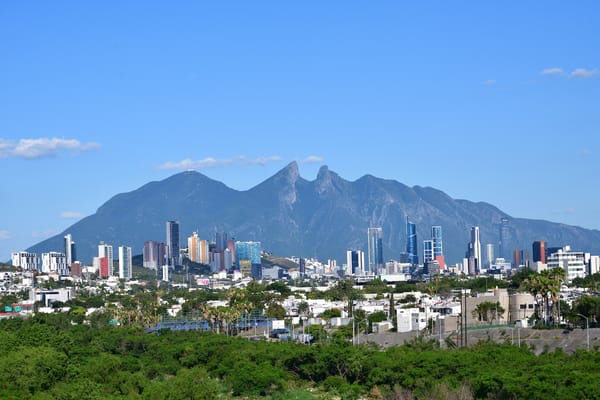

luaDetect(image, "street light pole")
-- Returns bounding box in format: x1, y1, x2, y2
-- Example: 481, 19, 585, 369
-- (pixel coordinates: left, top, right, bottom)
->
577, 314, 590, 351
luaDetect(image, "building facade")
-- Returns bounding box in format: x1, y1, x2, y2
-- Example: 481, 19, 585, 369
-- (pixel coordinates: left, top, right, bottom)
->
64, 234, 76, 266
346, 249, 365, 276
467, 226, 481, 274
98, 242, 114, 276
166, 220, 180, 267
406, 217, 418, 265
41, 252, 68, 275
118, 246, 133, 280
367, 227, 383, 274
11, 251, 39, 271
532, 240, 546, 264
143, 240, 166, 270
431, 226, 443, 258
234, 241, 261, 266
547, 246, 586, 282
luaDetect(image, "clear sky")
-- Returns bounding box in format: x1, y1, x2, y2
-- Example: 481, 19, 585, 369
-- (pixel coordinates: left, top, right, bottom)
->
1, 1, 599, 261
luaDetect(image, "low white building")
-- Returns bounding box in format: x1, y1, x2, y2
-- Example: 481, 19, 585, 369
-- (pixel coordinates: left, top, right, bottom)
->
32, 287, 76, 307
396, 308, 427, 333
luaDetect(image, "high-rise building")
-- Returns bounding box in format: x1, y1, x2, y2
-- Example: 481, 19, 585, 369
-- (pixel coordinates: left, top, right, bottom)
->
166, 221, 180, 267
423, 240, 434, 263
98, 242, 114, 276
467, 226, 481, 274
532, 240, 546, 264
299, 258, 306, 276
64, 234, 76, 266
498, 218, 510, 260
227, 239, 235, 264
11, 251, 39, 271
547, 246, 586, 282
406, 217, 418, 265
485, 243, 495, 269
162, 264, 170, 282
143, 241, 166, 270
94, 256, 110, 278
346, 249, 365, 275
513, 248, 521, 268
234, 241, 261, 266
187, 232, 202, 263
118, 246, 132, 280
215, 232, 228, 251
367, 227, 383, 274
431, 226, 443, 258
41, 252, 68, 275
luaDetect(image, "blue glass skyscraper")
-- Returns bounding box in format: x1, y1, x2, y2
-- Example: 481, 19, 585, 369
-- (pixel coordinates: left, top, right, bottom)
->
432, 226, 443, 258
406, 217, 418, 265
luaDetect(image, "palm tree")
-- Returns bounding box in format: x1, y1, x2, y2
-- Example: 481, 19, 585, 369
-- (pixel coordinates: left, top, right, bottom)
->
547, 268, 565, 324
523, 274, 542, 324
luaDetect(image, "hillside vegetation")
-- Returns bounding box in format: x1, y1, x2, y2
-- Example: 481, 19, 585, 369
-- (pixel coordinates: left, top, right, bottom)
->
0, 314, 598, 399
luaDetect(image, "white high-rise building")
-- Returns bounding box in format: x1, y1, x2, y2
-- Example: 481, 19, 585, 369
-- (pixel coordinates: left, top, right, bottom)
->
98, 242, 114, 276
41, 252, 68, 275
485, 243, 495, 269
346, 250, 365, 275
11, 251, 39, 271
547, 246, 586, 282
64, 234, 76, 266
469, 226, 482, 273
118, 246, 133, 280
589, 255, 600, 275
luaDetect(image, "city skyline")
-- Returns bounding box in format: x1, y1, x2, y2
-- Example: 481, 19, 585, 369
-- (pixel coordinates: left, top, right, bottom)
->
2, 2, 600, 259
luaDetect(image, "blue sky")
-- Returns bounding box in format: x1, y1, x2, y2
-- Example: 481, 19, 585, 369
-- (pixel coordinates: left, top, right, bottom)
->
1, 1, 599, 260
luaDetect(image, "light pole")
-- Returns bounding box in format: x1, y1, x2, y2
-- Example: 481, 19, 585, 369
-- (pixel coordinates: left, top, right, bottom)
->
577, 314, 590, 352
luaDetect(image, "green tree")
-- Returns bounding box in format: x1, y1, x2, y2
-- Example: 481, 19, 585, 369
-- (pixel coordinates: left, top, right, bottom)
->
472, 301, 505, 324
367, 310, 388, 333
319, 308, 341, 319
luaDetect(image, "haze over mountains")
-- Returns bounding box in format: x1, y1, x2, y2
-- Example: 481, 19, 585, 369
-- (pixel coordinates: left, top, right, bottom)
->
28, 162, 600, 265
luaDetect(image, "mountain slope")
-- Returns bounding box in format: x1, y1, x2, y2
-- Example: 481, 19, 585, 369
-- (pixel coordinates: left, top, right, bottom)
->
28, 162, 600, 265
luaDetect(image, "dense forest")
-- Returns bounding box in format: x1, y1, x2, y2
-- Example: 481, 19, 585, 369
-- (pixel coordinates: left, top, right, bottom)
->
1, 314, 599, 400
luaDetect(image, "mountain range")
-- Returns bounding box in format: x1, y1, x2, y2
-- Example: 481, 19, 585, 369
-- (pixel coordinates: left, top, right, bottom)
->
28, 162, 600, 266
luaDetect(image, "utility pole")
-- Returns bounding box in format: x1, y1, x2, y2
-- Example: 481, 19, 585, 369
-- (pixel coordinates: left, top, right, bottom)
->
577, 314, 590, 351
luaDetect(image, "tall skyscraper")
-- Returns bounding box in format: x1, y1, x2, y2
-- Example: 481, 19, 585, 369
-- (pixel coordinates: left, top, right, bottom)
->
367, 227, 383, 274
166, 220, 180, 267
431, 226, 443, 258
498, 218, 510, 260
468, 226, 481, 274
118, 246, 132, 280
346, 249, 365, 275
187, 232, 202, 263
423, 240, 434, 263
513, 248, 522, 268
406, 217, 418, 265
485, 243, 495, 269
532, 240, 546, 263
143, 240, 166, 270
98, 242, 114, 276
215, 232, 228, 251
64, 234, 76, 266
